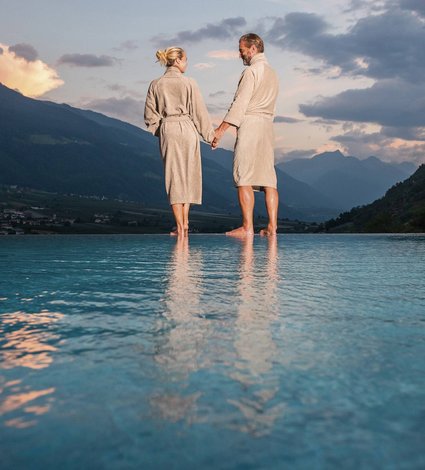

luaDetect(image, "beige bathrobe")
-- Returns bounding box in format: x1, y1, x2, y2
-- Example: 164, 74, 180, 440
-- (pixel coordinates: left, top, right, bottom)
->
144, 66, 214, 205
224, 53, 279, 190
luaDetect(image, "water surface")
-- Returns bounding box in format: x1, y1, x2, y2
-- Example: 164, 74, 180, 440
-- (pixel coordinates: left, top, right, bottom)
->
1, 234, 424, 469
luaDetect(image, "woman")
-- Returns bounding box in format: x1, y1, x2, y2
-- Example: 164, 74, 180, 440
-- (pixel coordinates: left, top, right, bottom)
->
144, 47, 214, 236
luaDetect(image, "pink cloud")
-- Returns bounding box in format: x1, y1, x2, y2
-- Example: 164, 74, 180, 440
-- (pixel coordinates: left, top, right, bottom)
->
0, 43, 63, 97
207, 50, 239, 60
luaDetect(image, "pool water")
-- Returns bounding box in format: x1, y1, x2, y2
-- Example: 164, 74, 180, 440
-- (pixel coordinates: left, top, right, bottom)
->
1, 234, 424, 469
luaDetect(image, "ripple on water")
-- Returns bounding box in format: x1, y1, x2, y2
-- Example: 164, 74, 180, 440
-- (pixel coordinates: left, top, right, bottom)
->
0, 234, 425, 468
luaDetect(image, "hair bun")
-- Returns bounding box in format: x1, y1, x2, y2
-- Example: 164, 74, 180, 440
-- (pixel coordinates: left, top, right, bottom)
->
155, 49, 168, 66
155, 47, 185, 67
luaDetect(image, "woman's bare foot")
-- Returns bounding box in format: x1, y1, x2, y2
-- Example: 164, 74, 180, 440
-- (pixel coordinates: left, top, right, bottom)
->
170, 227, 185, 237
225, 226, 254, 238
259, 226, 277, 236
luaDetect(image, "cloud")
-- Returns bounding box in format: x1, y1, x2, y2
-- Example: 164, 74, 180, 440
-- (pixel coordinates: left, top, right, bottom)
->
279, 148, 317, 161
207, 50, 239, 60
0, 43, 63, 97
261, 3, 424, 164
313, 118, 341, 126
343, 0, 387, 13
381, 126, 425, 141
343, 0, 368, 11
194, 63, 215, 70
332, 128, 425, 164
207, 103, 229, 114
113, 40, 139, 51
9, 43, 38, 62
299, 79, 425, 128
81, 96, 144, 126
106, 83, 144, 99
207, 89, 233, 113
58, 53, 118, 67
399, 0, 425, 16
107, 83, 126, 92
274, 115, 303, 123
265, 8, 425, 84
209, 90, 228, 98
152, 17, 246, 47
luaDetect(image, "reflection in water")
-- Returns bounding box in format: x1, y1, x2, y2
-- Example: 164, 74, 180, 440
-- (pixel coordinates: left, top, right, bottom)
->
1, 310, 63, 370
0, 382, 56, 428
229, 236, 284, 436
150, 391, 202, 424
151, 236, 284, 436
0, 310, 61, 428
151, 237, 206, 423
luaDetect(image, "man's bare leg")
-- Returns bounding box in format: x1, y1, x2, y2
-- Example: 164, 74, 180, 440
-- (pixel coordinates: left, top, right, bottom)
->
170, 203, 185, 236
226, 186, 255, 237
260, 187, 278, 236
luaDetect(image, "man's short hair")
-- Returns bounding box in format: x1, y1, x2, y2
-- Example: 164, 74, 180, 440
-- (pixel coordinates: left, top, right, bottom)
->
239, 33, 264, 53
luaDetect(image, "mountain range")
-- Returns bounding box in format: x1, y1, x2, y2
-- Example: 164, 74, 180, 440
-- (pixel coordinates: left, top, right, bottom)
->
0, 83, 417, 222
278, 150, 416, 211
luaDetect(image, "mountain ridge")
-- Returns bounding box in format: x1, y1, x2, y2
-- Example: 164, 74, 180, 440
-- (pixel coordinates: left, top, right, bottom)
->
1, 83, 417, 222
0, 83, 341, 221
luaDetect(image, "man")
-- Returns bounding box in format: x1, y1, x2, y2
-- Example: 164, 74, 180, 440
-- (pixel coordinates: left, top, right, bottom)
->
212, 33, 279, 237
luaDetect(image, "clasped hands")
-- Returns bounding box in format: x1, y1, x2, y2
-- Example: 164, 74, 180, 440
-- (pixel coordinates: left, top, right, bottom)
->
211, 129, 223, 149
211, 122, 230, 150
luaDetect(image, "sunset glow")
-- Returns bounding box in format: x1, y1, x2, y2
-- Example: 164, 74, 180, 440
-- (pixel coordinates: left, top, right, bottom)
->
0, 43, 63, 97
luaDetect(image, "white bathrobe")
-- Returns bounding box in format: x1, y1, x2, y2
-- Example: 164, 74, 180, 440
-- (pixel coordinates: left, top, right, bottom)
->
144, 66, 214, 205
224, 53, 279, 190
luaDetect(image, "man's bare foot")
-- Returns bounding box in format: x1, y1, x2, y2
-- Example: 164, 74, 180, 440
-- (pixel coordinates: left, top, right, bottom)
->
259, 227, 277, 236
225, 226, 254, 238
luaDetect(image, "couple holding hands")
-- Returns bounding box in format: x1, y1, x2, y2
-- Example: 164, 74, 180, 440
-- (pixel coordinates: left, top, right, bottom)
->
144, 33, 279, 238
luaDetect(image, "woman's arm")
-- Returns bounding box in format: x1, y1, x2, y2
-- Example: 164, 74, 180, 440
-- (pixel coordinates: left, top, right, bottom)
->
189, 79, 214, 143
144, 81, 161, 136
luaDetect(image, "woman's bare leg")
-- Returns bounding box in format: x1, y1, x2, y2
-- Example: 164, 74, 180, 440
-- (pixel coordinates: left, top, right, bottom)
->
170, 204, 185, 236
183, 203, 190, 236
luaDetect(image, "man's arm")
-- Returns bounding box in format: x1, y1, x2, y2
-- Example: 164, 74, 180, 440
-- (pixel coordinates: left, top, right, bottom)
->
211, 68, 255, 149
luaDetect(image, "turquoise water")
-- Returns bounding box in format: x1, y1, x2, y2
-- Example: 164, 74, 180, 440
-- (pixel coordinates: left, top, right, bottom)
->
0, 234, 424, 469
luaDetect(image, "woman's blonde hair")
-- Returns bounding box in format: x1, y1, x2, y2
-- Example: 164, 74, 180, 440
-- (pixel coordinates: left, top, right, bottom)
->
156, 47, 185, 67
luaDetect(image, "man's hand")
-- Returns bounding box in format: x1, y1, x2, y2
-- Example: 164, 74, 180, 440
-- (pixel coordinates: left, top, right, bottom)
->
211, 122, 231, 150
211, 129, 223, 149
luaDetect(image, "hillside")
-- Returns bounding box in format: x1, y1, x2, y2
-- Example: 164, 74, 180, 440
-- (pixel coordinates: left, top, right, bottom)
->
0, 83, 230, 211
324, 164, 425, 232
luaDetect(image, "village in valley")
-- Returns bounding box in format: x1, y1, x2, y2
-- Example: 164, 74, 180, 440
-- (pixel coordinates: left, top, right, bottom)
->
0, 185, 319, 235
0, 185, 122, 235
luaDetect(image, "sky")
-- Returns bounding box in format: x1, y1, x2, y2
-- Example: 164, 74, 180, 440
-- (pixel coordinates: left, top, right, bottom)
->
1, 0, 424, 164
